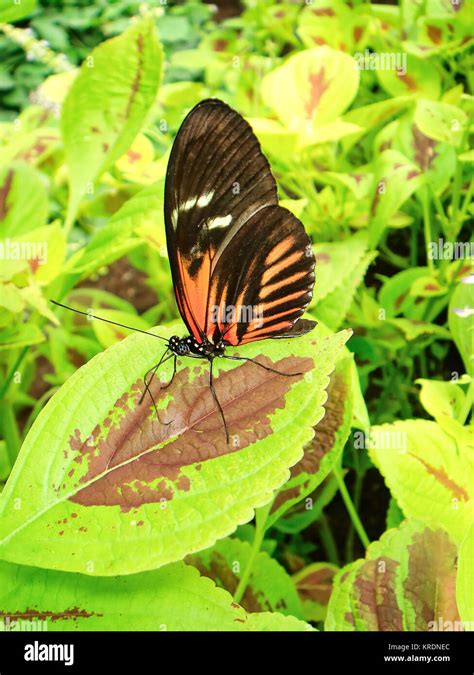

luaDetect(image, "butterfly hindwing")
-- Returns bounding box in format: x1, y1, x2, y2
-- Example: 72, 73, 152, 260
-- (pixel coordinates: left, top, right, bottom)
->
205, 205, 316, 345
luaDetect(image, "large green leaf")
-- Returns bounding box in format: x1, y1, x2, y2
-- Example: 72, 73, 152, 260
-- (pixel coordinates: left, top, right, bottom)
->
0, 559, 310, 631
311, 233, 368, 306
369, 149, 424, 247
376, 54, 441, 99
414, 99, 468, 147
316, 253, 376, 331
65, 180, 165, 277
456, 525, 474, 627
61, 17, 162, 226
0, 323, 350, 575
297, 0, 369, 53
262, 47, 359, 137
0, 0, 36, 22
187, 536, 304, 618
0, 162, 48, 237
326, 520, 461, 631
368, 420, 473, 544
416, 378, 466, 422
448, 277, 474, 376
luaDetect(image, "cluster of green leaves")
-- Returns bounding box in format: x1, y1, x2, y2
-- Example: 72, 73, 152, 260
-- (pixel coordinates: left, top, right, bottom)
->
0, 0, 472, 631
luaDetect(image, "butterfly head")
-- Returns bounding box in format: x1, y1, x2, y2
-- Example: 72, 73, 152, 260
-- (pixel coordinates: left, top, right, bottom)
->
169, 335, 190, 356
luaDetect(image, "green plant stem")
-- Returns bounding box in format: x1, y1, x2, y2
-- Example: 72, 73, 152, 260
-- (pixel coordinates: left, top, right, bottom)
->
333, 467, 370, 550
420, 192, 435, 274
450, 154, 463, 230
410, 220, 418, 267
0, 346, 29, 400
0, 402, 21, 468
458, 178, 473, 222
429, 187, 450, 235
233, 501, 272, 604
457, 381, 474, 425
318, 513, 340, 567
345, 470, 365, 563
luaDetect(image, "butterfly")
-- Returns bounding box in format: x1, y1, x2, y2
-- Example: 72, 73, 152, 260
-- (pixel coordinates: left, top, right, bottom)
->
53, 99, 316, 442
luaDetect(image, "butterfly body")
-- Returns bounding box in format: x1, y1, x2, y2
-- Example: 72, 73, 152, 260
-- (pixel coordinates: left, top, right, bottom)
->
168, 334, 225, 359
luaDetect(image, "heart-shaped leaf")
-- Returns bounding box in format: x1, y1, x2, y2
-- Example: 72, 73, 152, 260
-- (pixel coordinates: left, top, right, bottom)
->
0, 323, 350, 574
326, 520, 461, 631
262, 47, 359, 133
0, 559, 310, 631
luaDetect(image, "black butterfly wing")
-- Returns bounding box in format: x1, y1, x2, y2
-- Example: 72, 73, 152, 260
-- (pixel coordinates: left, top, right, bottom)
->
164, 98, 278, 341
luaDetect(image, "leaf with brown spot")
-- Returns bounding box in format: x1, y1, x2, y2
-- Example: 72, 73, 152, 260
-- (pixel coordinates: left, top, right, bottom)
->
61, 17, 162, 226
369, 420, 473, 545
377, 55, 441, 99
0, 323, 350, 574
369, 149, 425, 247
262, 47, 359, 134
292, 562, 339, 622
326, 521, 461, 631
0, 559, 310, 631
266, 354, 354, 529
0, 163, 48, 237
187, 537, 303, 619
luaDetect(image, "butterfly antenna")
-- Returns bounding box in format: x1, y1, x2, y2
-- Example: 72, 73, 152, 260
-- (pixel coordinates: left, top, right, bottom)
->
209, 359, 230, 444
223, 354, 303, 377
50, 300, 170, 342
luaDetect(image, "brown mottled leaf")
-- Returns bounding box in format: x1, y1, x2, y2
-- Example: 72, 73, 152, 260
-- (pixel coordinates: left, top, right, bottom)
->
326, 521, 461, 631
293, 562, 339, 622
266, 354, 354, 529
0, 323, 350, 574
187, 537, 304, 618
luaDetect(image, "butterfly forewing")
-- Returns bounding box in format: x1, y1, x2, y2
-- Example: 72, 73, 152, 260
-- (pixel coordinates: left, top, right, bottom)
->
165, 99, 278, 341
164, 98, 316, 345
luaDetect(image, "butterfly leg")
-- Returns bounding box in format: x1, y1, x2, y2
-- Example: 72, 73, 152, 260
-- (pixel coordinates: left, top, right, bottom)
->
223, 354, 303, 377
160, 354, 177, 390
139, 350, 173, 425
208, 358, 230, 444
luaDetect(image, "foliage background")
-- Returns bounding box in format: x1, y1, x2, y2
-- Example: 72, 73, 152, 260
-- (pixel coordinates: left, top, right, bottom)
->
0, 0, 472, 631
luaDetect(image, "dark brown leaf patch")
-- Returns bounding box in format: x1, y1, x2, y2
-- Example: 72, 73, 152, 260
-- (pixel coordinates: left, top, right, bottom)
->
354, 557, 404, 631
0, 607, 100, 622
272, 371, 347, 512
405, 529, 460, 630
305, 68, 330, 118
68, 355, 312, 510
295, 564, 337, 605
0, 169, 14, 221
408, 454, 469, 502
188, 555, 270, 613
